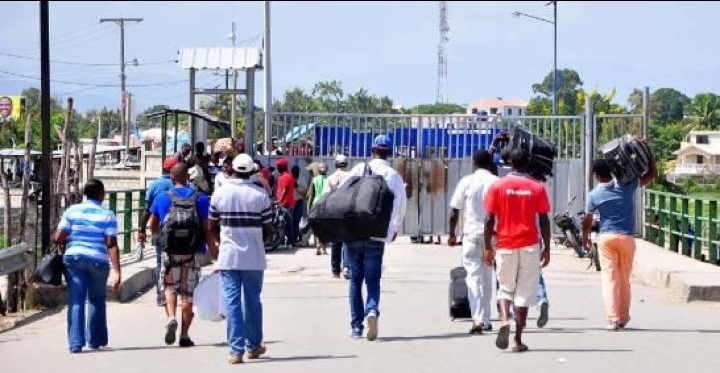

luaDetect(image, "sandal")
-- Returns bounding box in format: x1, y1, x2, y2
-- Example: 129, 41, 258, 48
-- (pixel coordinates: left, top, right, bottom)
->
512, 343, 529, 353
495, 324, 511, 350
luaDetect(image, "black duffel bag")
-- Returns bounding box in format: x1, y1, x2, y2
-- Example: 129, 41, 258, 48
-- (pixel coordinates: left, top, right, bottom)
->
508, 126, 557, 180
308, 163, 395, 243
34, 244, 65, 286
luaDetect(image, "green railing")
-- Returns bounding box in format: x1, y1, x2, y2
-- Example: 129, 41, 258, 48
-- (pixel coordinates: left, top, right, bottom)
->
106, 189, 146, 254
644, 189, 719, 264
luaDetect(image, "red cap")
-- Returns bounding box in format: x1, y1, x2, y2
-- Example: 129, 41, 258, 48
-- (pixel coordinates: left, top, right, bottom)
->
276, 158, 288, 168
163, 157, 179, 171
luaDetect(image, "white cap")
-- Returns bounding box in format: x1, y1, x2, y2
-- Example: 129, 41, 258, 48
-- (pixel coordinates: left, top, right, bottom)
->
232, 154, 255, 173
335, 154, 348, 165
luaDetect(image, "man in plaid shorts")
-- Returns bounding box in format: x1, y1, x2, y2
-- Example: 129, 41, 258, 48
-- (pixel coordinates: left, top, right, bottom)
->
150, 163, 218, 347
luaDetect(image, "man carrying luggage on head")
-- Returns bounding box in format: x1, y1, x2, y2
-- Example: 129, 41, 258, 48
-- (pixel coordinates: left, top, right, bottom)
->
582, 141, 657, 331
342, 135, 407, 341
484, 148, 551, 352
448, 149, 499, 334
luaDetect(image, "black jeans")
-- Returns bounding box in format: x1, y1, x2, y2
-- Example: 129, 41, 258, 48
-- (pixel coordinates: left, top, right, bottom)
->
331, 242, 348, 275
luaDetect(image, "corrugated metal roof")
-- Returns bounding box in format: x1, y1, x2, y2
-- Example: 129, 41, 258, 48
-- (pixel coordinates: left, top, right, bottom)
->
177, 47, 262, 70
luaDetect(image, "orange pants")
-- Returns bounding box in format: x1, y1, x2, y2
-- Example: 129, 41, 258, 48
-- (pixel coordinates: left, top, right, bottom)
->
597, 233, 636, 324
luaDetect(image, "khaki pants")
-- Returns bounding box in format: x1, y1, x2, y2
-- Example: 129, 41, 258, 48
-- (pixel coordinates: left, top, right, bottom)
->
598, 233, 636, 324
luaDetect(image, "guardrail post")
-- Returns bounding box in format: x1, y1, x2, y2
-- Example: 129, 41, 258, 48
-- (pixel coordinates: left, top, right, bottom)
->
710, 201, 718, 264
658, 193, 666, 248
669, 195, 678, 253
681, 198, 689, 256
123, 191, 132, 254
694, 199, 703, 261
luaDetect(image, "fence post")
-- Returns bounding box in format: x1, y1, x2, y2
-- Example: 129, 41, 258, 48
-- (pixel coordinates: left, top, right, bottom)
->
680, 198, 689, 256
647, 192, 657, 243
123, 191, 132, 254
658, 193, 666, 248
694, 199, 702, 261
710, 201, 718, 264
108, 192, 117, 216
669, 195, 678, 253
137, 190, 146, 227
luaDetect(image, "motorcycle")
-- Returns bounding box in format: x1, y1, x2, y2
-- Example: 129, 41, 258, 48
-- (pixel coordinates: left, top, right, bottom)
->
553, 195, 602, 271
554, 196, 586, 258
265, 199, 293, 253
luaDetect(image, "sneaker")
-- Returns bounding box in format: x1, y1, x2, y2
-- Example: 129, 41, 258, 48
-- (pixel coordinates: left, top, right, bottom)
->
342, 267, 350, 279
537, 302, 549, 328
179, 336, 195, 347
69, 346, 82, 354
468, 324, 484, 335
618, 316, 631, 329
483, 323, 493, 331
228, 355, 244, 365
246, 345, 267, 359
332, 273, 341, 279
605, 322, 621, 331
366, 312, 379, 341
164, 319, 178, 345
351, 328, 363, 338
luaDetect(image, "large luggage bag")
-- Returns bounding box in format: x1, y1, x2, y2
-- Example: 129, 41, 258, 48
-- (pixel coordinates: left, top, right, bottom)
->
598, 134, 651, 184
308, 163, 395, 244
449, 266, 471, 320
508, 126, 558, 180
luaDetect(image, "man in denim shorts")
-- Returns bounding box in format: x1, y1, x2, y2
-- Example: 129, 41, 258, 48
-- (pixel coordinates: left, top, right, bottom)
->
150, 163, 218, 348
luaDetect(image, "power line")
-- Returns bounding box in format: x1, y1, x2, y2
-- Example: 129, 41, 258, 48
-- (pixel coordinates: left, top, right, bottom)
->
0, 69, 187, 87
0, 52, 174, 66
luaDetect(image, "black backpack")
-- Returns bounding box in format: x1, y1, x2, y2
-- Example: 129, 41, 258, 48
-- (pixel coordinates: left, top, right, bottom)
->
308, 163, 395, 243
160, 189, 203, 256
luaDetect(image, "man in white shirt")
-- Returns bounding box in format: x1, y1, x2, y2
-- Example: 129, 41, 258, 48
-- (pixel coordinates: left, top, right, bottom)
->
342, 135, 407, 341
209, 154, 273, 365
448, 150, 499, 334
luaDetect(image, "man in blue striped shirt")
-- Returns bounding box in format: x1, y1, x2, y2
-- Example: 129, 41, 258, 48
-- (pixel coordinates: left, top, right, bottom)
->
54, 179, 121, 353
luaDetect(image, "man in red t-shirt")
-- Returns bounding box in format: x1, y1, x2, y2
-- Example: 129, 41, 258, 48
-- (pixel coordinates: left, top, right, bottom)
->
275, 158, 296, 245
483, 148, 551, 353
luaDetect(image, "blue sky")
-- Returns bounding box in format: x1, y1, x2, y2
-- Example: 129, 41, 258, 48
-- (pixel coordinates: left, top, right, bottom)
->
2, 1, 719, 114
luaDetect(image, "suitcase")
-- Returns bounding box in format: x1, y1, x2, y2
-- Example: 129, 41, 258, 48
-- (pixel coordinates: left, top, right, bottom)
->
448, 266, 471, 320
598, 134, 651, 184
508, 126, 557, 180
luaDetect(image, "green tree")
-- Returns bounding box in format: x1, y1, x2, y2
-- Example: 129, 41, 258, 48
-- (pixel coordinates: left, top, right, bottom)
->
683, 92, 720, 131
404, 103, 465, 114
627, 88, 644, 114
650, 88, 690, 124
530, 69, 584, 115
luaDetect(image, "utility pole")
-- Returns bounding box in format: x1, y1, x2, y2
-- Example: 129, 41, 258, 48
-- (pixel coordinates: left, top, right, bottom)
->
263, 1, 273, 155
229, 22, 238, 140
546, 1, 557, 115
99, 17, 143, 158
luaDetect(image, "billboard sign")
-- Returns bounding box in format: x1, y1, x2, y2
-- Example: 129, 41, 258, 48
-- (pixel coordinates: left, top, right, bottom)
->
0, 95, 24, 124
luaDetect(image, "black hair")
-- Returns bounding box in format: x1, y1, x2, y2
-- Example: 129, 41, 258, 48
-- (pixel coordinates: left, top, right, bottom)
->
592, 158, 613, 178
83, 179, 105, 200
254, 159, 263, 169
509, 148, 530, 172
472, 150, 494, 170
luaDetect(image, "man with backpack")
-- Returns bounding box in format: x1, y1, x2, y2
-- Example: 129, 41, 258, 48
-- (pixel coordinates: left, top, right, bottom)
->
149, 162, 218, 348
341, 135, 407, 341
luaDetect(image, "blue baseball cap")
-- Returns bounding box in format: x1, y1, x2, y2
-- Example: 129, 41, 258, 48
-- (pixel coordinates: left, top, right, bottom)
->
372, 135, 392, 149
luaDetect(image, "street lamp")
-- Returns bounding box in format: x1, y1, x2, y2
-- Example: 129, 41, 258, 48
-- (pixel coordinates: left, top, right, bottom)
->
512, 1, 557, 115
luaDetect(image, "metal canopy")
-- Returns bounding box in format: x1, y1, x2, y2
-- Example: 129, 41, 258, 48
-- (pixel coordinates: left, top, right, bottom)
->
177, 47, 262, 70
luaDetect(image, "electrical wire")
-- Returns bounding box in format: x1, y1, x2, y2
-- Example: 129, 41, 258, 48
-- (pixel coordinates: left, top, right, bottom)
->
0, 52, 174, 67
0, 69, 187, 87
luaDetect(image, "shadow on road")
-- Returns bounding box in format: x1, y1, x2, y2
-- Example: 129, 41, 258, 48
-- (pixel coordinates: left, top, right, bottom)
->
524, 348, 633, 353
378, 332, 469, 342
248, 354, 357, 363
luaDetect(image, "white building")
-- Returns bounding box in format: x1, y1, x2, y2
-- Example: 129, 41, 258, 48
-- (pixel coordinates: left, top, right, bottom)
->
668, 131, 720, 181
466, 97, 528, 117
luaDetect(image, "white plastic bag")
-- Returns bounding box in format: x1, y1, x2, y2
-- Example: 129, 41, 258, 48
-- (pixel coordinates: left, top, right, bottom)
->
193, 272, 225, 322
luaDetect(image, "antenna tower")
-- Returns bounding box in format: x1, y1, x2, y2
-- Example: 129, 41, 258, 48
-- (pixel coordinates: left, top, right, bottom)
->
436, 1, 449, 104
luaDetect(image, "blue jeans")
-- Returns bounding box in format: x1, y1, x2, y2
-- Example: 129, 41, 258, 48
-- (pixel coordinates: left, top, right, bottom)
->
346, 240, 385, 331
538, 273, 548, 304
221, 270, 264, 356
331, 242, 349, 275
292, 200, 305, 242
63, 255, 110, 352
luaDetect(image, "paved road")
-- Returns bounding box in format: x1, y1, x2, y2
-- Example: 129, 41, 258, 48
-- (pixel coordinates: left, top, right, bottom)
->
2, 241, 719, 373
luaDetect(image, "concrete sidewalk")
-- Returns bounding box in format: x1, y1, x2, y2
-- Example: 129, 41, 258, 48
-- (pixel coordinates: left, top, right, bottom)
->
632, 239, 720, 302
2, 241, 720, 373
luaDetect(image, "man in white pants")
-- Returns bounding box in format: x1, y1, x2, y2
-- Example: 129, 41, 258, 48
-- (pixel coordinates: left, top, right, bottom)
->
448, 150, 499, 334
